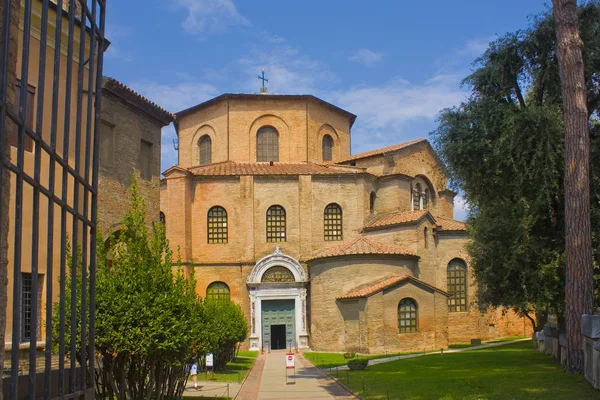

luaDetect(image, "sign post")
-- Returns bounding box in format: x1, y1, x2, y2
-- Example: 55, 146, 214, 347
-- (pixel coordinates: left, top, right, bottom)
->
285, 352, 296, 385
206, 352, 214, 380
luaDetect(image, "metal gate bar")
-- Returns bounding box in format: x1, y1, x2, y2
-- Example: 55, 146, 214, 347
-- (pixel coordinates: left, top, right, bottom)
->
0, 0, 106, 399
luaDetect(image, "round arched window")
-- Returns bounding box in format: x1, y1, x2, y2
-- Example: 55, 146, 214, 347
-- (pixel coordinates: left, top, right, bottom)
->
261, 266, 295, 283
257, 126, 279, 162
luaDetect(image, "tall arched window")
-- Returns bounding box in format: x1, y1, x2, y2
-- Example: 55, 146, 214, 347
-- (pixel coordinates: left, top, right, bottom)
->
199, 135, 212, 165
370, 192, 376, 213
256, 126, 279, 162
206, 281, 230, 302
207, 206, 228, 244
266, 205, 286, 242
322, 135, 333, 161
324, 203, 343, 241
423, 188, 430, 209
448, 259, 468, 312
398, 298, 418, 333
413, 183, 422, 210
424, 227, 428, 249
159, 211, 166, 226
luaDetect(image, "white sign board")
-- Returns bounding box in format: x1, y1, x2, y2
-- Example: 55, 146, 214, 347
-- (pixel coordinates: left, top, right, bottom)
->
206, 353, 214, 368
286, 353, 295, 369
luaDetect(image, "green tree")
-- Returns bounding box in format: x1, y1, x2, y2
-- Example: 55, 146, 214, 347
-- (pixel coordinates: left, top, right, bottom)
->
54, 175, 203, 399
432, 2, 600, 331
197, 300, 248, 370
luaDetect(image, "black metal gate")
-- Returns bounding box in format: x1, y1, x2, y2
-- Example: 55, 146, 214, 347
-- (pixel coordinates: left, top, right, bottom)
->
0, 0, 105, 399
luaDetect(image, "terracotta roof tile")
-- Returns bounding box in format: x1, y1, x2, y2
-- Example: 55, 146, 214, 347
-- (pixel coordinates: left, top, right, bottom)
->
436, 218, 467, 232
189, 161, 366, 176
307, 237, 417, 262
102, 77, 175, 124
337, 275, 448, 300
363, 210, 431, 231
334, 138, 428, 164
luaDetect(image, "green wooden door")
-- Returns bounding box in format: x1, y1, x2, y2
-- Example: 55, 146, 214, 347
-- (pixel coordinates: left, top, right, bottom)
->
262, 299, 295, 350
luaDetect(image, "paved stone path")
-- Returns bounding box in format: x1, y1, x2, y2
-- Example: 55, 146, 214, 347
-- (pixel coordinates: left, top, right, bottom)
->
237, 350, 359, 400
183, 379, 242, 398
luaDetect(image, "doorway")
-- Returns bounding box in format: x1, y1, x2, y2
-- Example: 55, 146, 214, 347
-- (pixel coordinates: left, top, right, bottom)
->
270, 324, 287, 350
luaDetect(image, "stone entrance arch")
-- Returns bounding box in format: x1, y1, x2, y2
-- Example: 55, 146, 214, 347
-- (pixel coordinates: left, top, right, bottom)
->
247, 246, 309, 350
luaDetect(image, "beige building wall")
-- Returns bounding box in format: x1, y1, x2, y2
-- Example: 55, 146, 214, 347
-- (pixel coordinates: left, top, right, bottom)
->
161, 93, 532, 352
97, 82, 171, 235
174, 95, 353, 168
5, 2, 96, 346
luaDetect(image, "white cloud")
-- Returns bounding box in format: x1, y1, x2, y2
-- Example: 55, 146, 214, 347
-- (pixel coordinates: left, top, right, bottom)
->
132, 80, 219, 114
236, 40, 335, 94
349, 48, 384, 67
171, 0, 250, 37
457, 36, 495, 58
328, 74, 467, 153
105, 46, 133, 63
453, 195, 470, 221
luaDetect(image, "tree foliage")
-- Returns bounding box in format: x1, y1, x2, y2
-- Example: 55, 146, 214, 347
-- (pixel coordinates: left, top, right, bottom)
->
431, 1, 600, 328
53, 175, 248, 399
197, 300, 248, 370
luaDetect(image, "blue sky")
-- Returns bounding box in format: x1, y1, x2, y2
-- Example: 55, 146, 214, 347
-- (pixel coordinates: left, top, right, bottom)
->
102, 0, 549, 220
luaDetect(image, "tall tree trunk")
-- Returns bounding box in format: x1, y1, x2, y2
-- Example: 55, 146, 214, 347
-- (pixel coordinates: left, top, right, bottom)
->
552, 0, 594, 375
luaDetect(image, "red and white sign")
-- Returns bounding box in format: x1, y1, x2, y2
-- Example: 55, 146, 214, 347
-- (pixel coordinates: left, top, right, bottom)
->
286, 353, 295, 369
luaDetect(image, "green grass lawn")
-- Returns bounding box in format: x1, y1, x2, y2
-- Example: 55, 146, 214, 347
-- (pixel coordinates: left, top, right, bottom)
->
329, 341, 597, 400
448, 336, 529, 349
304, 350, 435, 369
196, 351, 258, 383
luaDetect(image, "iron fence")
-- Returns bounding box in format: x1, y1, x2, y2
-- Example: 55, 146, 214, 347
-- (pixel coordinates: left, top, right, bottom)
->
0, 0, 106, 399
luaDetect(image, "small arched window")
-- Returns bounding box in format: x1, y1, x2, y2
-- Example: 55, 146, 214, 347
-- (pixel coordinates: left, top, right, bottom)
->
413, 183, 422, 211
206, 281, 230, 302
257, 126, 279, 162
322, 135, 333, 161
370, 192, 376, 214
199, 135, 212, 165
324, 203, 343, 241
262, 266, 295, 283
448, 259, 468, 312
398, 298, 418, 333
266, 205, 286, 242
423, 188, 430, 209
424, 227, 428, 249
207, 206, 228, 244
159, 211, 166, 226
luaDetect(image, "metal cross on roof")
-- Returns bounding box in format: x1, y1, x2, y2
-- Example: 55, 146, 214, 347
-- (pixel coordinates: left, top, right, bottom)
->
258, 69, 269, 93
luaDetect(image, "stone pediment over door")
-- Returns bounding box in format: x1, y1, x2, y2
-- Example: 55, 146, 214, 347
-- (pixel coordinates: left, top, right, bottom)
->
247, 246, 308, 285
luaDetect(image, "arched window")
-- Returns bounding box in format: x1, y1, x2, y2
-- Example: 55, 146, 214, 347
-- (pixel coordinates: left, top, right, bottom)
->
207, 206, 228, 244
206, 281, 230, 302
324, 203, 343, 241
398, 298, 418, 333
448, 259, 468, 312
424, 227, 428, 249
159, 211, 166, 226
413, 183, 422, 211
199, 135, 212, 165
370, 192, 376, 214
261, 266, 295, 283
322, 135, 333, 161
256, 126, 279, 162
423, 188, 430, 210
266, 205, 286, 242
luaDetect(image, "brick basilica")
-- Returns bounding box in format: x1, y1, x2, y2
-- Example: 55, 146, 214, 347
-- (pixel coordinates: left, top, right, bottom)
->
160, 93, 532, 352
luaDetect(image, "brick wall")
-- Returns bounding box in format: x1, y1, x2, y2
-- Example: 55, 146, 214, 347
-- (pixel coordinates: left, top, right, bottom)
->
97, 90, 163, 235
